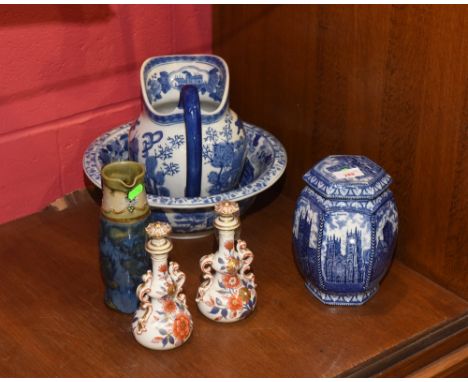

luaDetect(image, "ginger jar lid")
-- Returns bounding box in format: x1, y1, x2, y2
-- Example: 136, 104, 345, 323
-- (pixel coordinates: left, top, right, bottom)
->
303, 155, 392, 200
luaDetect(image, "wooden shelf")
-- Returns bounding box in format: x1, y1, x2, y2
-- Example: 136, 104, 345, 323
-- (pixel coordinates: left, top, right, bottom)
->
0, 189, 466, 377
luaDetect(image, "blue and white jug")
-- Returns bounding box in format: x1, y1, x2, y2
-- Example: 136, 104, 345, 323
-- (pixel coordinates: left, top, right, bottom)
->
129, 55, 247, 198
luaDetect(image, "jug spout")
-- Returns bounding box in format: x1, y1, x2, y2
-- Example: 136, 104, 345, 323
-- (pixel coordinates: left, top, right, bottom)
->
178, 85, 202, 198
101, 161, 150, 222
101, 161, 145, 192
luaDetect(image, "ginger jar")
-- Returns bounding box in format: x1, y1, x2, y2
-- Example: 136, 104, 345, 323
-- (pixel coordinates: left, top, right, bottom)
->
293, 155, 398, 305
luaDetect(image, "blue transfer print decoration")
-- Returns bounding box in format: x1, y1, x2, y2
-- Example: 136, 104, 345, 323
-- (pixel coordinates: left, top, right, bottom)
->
82, 121, 288, 233
99, 216, 150, 314
239, 159, 255, 187
151, 209, 215, 234
320, 212, 372, 293
98, 134, 128, 166
140, 131, 185, 196
146, 66, 224, 104
141, 131, 164, 158
293, 155, 398, 306
146, 71, 171, 101
303, 155, 392, 200
202, 115, 247, 195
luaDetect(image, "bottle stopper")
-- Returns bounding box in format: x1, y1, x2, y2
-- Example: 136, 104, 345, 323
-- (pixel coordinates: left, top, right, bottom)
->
213, 200, 240, 231
145, 221, 173, 255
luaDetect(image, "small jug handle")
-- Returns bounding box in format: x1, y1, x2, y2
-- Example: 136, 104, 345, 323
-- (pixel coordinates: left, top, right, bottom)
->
178, 85, 202, 197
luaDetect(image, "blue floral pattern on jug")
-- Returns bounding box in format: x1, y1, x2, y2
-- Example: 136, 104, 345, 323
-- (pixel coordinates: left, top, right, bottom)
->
128, 121, 246, 197
130, 130, 185, 196
202, 117, 246, 194
99, 217, 150, 313
293, 155, 398, 306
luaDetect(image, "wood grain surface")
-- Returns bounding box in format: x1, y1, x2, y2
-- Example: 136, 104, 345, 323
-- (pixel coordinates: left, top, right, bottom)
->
0, 189, 466, 377
213, 4, 468, 299
407, 344, 468, 377
372, 324, 468, 377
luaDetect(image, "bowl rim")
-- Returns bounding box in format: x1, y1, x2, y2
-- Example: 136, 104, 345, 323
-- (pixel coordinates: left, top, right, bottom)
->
83, 121, 287, 209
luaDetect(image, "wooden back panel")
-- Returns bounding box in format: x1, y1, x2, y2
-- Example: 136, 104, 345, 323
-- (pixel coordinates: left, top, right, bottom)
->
213, 5, 468, 298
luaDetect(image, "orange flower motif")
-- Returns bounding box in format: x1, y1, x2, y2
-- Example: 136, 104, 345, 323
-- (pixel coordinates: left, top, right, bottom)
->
224, 240, 234, 251
227, 295, 243, 311
223, 274, 240, 289
163, 299, 176, 313
158, 264, 167, 273
173, 313, 191, 341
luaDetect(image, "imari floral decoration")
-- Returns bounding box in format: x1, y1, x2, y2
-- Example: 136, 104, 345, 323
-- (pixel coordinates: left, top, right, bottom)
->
196, 200, 257, 322
132, 222, 193, 349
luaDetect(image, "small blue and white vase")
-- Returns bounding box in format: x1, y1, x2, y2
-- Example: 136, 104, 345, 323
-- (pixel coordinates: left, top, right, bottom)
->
293, 155, 398, 306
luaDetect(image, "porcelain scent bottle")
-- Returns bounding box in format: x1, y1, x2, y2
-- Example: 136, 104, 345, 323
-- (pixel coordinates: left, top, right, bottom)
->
293, 155, 398, 306
132, 222, 193, 350
99, 161, 150, 314
196, 201, 257, 322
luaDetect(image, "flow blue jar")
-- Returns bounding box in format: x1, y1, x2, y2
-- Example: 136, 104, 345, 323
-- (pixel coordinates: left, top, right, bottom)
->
293, 155, 398, 306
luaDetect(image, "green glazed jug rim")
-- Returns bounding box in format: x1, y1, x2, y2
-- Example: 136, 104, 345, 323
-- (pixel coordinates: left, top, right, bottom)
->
101, 161, 146, 193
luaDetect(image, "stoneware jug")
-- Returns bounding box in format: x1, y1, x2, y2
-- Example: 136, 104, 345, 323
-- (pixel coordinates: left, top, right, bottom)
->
293, 155, 398, 306
99, 161, 150, 313
132, 222, 193, 350
128, 54, 247, 198
196, 201, 257, 322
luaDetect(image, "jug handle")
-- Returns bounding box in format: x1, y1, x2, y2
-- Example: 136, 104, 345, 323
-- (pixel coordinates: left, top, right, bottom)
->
178, 85, 202, 197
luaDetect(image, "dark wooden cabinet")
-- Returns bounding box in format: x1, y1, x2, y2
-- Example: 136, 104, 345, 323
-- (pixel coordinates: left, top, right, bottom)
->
213, 4, 468, 300
0, 5, 466, 377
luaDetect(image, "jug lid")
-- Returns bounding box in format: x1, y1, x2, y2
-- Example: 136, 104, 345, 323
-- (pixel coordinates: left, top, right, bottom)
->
303, 155, 392, 200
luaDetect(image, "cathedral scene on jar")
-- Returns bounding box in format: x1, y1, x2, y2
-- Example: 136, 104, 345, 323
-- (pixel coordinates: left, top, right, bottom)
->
320, 212, 371, 286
